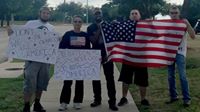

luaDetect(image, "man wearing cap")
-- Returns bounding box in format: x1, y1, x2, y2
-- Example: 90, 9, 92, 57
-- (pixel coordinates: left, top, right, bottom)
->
87, 8, 118, 111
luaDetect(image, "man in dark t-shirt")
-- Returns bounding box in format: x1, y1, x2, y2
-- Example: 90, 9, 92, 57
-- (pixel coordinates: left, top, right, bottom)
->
87, 8, 118, 111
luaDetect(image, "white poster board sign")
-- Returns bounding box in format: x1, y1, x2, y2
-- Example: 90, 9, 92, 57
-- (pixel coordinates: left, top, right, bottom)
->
7, 26, 60, 64
54, 49, 101, 80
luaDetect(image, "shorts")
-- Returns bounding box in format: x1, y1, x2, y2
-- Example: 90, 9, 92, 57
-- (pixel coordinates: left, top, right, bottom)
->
23, 61, 50, 94
118, 64, 149, 87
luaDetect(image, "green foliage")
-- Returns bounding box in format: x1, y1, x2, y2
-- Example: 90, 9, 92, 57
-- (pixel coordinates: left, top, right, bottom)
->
0, 76, 23, 112
0, 0, 47, 26
51, 2, 96, 23
182, 0, 200, 26
115, 38, 200, 112
0, 65, 54, 112
101, 2, 119, 21
109, 0, 166, 19
52, 2, 84, 22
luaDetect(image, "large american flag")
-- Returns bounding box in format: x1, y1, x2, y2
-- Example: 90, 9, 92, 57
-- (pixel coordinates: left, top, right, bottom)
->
101, 19, 187, 67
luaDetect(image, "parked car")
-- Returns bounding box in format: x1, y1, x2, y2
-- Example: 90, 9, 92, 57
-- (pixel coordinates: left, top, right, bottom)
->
194, 19, 200, 34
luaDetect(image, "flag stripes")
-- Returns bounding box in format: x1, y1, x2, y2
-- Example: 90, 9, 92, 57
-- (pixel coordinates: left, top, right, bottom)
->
101, 19, 187, 67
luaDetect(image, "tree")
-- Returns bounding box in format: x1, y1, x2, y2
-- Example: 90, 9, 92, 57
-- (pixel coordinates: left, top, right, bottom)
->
6, 0, 33, 25
110, 0, 166, 19
0, 0, 8, 27
30, 0, 47, 19
52, 2, 95, 23
0, 0, 46, 27
181, 0, 190, 18
101, 2, 119, 21
181, 0, 200, 26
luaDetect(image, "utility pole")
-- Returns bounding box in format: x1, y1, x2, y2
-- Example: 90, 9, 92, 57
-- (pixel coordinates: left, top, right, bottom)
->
86, 0, 88, 24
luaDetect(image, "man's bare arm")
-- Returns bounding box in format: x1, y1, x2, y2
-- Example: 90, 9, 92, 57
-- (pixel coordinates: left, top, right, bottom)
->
184, 19, 195, 39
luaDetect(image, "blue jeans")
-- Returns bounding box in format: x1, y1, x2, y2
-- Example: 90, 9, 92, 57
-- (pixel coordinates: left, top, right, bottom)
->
167, 54, 191, 102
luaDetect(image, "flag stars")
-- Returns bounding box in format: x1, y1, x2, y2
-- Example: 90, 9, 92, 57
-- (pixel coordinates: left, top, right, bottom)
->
102, 21, 136, 42
131, 33, 134, 36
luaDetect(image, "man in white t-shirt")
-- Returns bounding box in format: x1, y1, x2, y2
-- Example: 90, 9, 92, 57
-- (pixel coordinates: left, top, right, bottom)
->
12, 6, 54, 112
166, 5, 195, 107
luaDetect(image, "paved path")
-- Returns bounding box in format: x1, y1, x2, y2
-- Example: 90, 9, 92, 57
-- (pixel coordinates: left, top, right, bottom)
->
38, 65, 139, 112
0, 25, 139, 112
0, 61, 24, 78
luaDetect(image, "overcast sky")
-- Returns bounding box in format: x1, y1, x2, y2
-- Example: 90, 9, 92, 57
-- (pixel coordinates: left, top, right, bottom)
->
47, 0, 184, 8
47, 0, 109, 7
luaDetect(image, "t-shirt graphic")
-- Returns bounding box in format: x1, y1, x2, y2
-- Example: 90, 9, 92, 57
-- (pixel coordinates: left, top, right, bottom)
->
70, 36, 86, 46
37, 26, 49, 31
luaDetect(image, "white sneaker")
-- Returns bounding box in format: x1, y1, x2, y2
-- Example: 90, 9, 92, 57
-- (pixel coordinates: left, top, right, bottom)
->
73, 103, 81, 109
58, 103, 67, 111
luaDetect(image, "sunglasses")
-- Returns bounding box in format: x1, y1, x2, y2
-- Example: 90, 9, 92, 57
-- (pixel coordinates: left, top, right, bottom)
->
74, 21, 82, 23
131, 12, 138, 15
94, 12, 101, 15
170, 12, 178, 14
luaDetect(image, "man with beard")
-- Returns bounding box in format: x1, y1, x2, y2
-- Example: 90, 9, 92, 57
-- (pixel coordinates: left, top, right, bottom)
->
18, 6, 54, 112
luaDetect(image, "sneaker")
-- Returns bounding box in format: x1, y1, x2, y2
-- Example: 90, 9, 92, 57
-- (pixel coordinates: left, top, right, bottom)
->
183, 100, 191, 107
109, 104, 118, 111
58, 103, 68, 111
90, 101, 101, 107
118, 97, 128, 106
165, 98, 178, 104
73, 103, 81, 109
33, 102, 46, 112
141, 99, 150, 106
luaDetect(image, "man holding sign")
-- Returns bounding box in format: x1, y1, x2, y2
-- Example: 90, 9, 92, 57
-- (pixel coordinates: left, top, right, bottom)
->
8, 6, 54, 112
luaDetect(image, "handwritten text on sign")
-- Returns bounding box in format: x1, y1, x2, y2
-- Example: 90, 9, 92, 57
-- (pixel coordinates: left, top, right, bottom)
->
54, 49, 101, 80
7, 27, 60, 64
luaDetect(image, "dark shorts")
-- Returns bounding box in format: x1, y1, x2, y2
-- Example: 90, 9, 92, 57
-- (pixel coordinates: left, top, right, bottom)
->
118, 64, 148, 87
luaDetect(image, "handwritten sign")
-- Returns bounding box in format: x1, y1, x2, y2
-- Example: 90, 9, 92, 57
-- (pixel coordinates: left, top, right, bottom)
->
54, 49, 101, 80
7, 26, 60, 64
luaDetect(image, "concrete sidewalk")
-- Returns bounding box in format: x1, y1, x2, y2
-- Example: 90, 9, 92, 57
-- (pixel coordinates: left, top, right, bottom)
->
39, 65, 139, 112
0, 61, 24, 78
0, 61, 139, 112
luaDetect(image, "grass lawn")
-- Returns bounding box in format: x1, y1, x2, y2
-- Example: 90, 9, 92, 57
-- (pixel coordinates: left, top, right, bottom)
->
0, 65, 54, 112
0, 76, 23, 112
115, 37, 200, 112
0, 36, 199, 112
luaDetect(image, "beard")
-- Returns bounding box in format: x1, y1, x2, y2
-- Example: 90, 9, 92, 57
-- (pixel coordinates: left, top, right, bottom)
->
95, 16, 102, 23
95, 17, 102, 23
40, 17, 48, 23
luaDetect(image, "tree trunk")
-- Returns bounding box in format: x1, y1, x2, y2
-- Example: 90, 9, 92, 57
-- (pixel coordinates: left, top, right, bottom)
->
6, 15, 10, 26
11, 13, 15, 25
181, 0, 190, 18
1, 19, 4, 27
